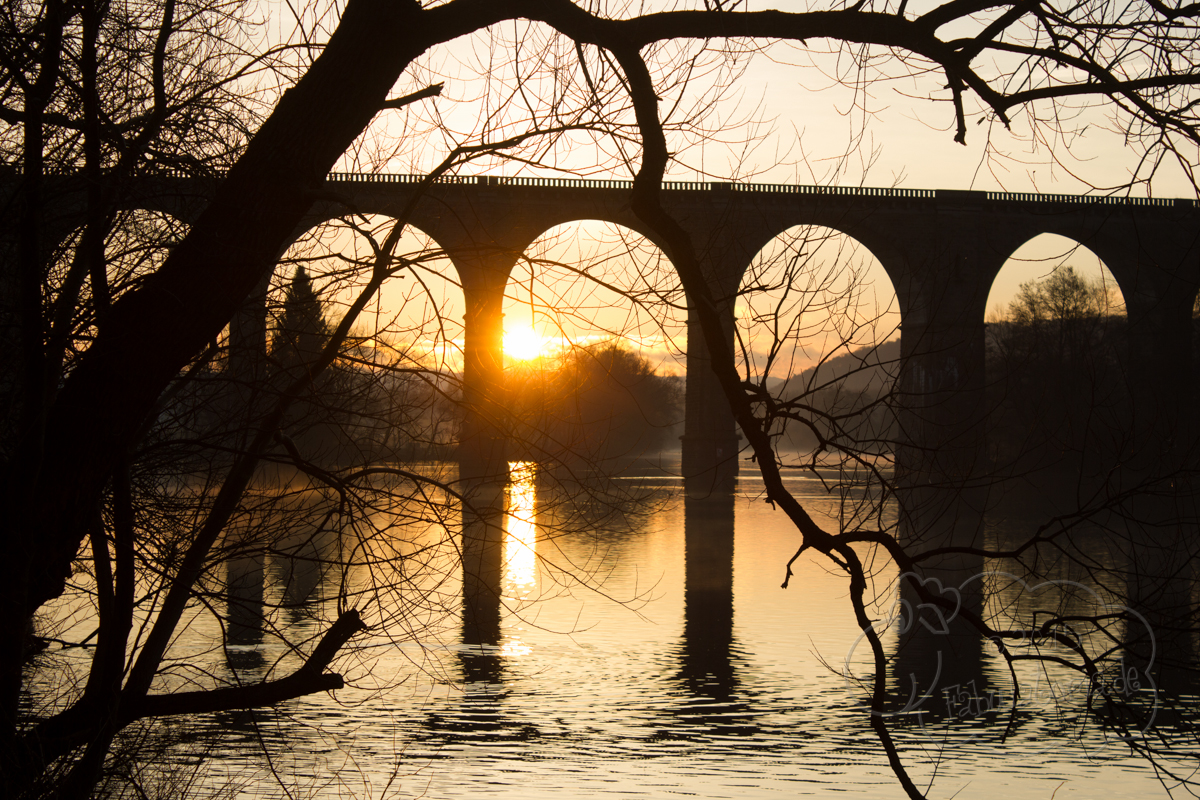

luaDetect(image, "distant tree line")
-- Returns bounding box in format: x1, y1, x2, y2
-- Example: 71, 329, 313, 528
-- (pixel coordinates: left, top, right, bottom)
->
508, 341, 684, 466
165, 266, 461, 467
753, 265, 1133, 473
168, 269, 684, 469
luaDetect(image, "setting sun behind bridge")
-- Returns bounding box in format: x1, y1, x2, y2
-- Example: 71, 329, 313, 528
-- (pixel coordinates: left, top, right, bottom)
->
504, 326, 554, 361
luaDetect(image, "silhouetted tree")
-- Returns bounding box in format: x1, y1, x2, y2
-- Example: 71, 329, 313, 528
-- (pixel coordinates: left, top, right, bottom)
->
5, 1, 1200, 799
270, 266, 329, 379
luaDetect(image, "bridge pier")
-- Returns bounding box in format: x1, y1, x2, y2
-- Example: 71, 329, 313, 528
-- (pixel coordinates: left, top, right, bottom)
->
893, 316, 989, 556
681, 311, 740, 496
891, 216, 993, 561
882, 216, 996, 715
1124, 265, 1197, 475
676, 215, 760, 497
1115, 250, 1199, 688
450, 246, 516, 484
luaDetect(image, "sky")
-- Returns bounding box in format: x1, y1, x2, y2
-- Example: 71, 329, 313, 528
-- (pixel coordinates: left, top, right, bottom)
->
305, 6, 1192, 377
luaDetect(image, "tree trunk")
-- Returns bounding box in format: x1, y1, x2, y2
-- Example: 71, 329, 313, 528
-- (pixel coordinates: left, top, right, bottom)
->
3, 0, 427, 784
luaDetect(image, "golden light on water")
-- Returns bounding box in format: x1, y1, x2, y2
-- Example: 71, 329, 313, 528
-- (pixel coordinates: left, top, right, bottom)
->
503, 461, 538, 599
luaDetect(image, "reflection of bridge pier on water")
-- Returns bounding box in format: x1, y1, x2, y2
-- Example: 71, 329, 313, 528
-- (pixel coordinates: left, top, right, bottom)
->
454, 459, 759, 736
1115, 489, 1200, 709
887, 497, 1200, 733
459, 474, 506, 687
225, 521, 343, 674
225, 549, 267, 674
458, 462, 539, 688
435, 462, 541, 743
672, 489, 761, 736
888, 560, 990, 725
679, 491, 737, 702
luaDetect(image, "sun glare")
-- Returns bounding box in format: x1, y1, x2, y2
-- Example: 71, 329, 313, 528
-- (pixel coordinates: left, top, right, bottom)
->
504, 326, 549, 361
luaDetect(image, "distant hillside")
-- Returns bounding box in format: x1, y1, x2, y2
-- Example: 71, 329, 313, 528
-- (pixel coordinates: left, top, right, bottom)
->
759, 338, 901, 455
766, 337, 901, 398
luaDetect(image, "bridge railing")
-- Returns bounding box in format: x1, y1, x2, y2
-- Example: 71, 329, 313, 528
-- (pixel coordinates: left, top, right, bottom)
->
15, 167, 1195, 207
983, 191, 1184, 208
323, 172, 1194, 206
324, 172, 942, 197
724, 182, 936, 198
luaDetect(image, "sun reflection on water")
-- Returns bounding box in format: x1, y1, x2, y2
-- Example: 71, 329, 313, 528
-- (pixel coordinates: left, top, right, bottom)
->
503, 461, 538, 600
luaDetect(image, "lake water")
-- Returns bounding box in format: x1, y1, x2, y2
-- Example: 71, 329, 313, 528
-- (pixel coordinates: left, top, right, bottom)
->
59, 456, 1192, 799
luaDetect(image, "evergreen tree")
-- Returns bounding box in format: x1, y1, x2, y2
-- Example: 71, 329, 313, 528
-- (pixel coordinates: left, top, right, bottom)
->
271, 266, 330, 378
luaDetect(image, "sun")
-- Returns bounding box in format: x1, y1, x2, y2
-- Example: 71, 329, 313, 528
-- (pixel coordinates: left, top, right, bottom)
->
504, 326, 550, 361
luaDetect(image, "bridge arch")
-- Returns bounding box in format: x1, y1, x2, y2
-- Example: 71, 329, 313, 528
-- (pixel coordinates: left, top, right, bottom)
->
985, 224, 1134, 313
229, 209, 463, 367
985, 234, 1123, 322
501, 220, 686, 466
279, 213, 464, 370
504, 220, 684, 363
983, 234, 1129, 481
737, 224, 899, 383
264, 215, 465, 460
733, 225, 899, 467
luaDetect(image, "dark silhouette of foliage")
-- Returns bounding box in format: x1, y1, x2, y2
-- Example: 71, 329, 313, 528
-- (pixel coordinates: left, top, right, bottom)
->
5, 0, 1200, 798
986, 266, 1129, 473
270, 266, 329, 379
511, 341, 682, 465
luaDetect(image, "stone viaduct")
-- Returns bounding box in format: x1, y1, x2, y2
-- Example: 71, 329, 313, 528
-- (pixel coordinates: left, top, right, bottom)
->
41, 172, 1200, 519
